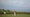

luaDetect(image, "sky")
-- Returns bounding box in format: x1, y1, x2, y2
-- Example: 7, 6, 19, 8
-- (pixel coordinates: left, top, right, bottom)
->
0, 0, 30, 12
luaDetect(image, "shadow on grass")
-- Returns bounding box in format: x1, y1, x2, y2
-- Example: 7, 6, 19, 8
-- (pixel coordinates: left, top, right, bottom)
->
0, 14, 3, 17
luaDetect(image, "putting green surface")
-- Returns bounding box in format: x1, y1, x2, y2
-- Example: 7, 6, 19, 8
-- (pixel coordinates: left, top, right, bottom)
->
0, 14, 30, 17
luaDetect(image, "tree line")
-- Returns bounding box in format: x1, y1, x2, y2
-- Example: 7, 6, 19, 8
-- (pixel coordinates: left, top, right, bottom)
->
0, 9, 30, 14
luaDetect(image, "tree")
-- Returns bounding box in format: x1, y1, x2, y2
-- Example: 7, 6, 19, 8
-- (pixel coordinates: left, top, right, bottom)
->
7, 10, 10, 12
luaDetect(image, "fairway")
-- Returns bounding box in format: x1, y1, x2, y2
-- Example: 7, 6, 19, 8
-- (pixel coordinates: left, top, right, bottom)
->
0, 14, 30, 17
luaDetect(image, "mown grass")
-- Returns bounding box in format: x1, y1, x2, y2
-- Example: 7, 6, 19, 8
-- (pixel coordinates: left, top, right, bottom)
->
0, 14, 30, 17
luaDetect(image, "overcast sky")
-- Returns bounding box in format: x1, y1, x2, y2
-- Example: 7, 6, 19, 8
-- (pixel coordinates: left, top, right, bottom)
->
0, 0, 30, 12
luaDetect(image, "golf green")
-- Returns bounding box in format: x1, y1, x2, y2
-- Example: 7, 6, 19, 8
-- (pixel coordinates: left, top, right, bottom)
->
0, 14, 30, 17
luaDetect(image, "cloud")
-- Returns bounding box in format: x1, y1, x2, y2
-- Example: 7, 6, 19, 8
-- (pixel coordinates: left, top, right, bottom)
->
12, 0, 24, 4
0, 0, 30, 11
20, 1, 24, 4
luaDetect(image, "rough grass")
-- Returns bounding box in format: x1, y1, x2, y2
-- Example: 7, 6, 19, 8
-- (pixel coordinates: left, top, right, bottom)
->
0, 14, 30, 17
